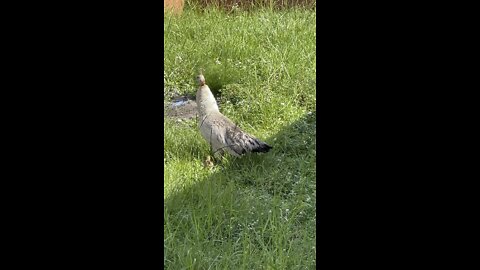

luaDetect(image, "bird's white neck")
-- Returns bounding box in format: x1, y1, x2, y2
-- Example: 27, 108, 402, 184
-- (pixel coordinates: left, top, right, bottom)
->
196, 84, 219, 116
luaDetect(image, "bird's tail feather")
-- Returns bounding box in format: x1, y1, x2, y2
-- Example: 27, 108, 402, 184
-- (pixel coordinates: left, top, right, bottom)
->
251, 140, 272, 153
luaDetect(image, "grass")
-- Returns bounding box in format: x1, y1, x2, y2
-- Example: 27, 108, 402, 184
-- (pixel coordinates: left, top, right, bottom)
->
184, 0, 316, 11
164, 6, 316, 269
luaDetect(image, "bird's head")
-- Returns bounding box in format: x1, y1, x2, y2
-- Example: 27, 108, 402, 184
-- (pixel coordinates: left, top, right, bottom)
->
196, 74, 206, 86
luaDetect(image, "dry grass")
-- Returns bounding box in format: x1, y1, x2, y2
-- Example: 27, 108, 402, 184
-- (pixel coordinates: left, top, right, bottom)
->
164, 0, 185, 15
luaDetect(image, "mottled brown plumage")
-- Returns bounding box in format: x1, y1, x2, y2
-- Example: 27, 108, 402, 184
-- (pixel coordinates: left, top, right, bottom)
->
195, 74, 272, 158
203, 155, 214, 169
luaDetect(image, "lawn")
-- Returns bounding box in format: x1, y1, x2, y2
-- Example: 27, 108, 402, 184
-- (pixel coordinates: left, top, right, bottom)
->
164, 5, 316, 269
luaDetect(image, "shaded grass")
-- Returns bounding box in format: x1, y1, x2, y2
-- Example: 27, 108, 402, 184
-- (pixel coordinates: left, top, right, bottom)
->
164, 8, 316, 269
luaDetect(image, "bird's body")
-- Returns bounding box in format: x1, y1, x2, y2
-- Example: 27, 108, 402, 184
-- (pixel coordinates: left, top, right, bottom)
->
195, 75, 272, 158
203, 155, 214, 169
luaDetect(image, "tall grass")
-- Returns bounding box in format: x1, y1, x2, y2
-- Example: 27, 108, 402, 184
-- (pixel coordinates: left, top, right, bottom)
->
164, 7, 316, 269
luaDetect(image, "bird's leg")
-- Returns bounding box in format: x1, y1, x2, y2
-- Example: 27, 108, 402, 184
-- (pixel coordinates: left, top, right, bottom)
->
211, 149, 219, 164
212, 148, 227, 168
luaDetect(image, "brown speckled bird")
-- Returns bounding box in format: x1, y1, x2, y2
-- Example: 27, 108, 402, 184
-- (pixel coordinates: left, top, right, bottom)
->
195, 74, 272, 163
203, 155, 214, 169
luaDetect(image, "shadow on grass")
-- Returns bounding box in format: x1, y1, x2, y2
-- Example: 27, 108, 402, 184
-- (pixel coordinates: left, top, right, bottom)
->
194, 64, 244, 97
164, 112, 316, 268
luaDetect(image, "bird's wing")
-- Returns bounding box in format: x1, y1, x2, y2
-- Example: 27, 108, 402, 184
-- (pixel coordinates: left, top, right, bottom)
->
214, 114, 272, 156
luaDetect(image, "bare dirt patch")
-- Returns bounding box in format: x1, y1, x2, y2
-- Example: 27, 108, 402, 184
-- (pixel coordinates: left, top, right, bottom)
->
164, 95, 198, 121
